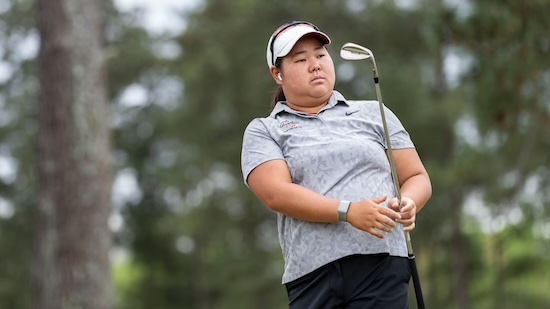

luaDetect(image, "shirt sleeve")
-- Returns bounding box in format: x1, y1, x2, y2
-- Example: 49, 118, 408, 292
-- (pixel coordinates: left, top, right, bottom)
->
383, 105, 415, 149
241, 118, 285, 186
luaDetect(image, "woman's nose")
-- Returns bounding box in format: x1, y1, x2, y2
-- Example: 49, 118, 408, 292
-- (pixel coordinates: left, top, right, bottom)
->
310, 60, 321, 72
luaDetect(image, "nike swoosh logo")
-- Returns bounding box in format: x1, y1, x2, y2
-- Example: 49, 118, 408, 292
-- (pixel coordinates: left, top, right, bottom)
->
345, 110, 360, 116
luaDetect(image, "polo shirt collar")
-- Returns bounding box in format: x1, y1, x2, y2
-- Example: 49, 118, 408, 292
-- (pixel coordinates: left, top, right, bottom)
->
270, 90, 349, 117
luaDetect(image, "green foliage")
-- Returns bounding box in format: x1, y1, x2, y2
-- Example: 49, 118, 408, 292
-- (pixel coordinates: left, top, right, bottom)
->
0, 208, 32, 308
0, 0, 37, 307
447, 0, 550, 212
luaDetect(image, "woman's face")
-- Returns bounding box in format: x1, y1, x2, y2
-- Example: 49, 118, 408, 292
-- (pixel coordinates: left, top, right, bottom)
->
275, 36, 336, 112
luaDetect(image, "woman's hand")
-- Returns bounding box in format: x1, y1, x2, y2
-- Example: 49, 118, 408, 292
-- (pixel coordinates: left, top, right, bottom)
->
389, 196, 417, 232
346, 195, 402, 239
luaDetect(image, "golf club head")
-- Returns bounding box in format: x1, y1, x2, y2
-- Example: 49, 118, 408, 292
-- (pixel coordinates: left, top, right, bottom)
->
340, 42, 374, 61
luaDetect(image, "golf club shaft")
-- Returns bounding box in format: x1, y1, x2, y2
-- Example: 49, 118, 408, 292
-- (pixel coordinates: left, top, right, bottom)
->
374, 80, 415, 252
374, 84, 401, 200
373, 77, 425, 309
341, 42, 425, 308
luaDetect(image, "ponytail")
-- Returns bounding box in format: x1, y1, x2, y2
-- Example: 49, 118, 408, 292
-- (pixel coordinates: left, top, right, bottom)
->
271, 86, 286, 108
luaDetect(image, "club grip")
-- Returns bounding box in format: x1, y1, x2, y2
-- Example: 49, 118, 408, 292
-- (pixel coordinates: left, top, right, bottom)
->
409, 254, 425, 309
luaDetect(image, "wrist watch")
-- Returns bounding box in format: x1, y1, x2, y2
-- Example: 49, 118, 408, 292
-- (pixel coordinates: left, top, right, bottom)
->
337, 200, 351, 222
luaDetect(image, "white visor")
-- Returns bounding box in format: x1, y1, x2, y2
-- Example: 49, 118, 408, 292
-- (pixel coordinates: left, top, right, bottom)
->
266, 23, 331, 68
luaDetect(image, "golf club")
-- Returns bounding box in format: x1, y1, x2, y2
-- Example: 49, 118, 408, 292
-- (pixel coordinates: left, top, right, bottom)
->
341, 42, 426, 309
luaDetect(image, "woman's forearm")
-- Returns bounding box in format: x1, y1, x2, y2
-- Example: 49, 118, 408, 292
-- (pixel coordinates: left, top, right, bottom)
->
399, 173, 432, 212
254, 181, 341, 222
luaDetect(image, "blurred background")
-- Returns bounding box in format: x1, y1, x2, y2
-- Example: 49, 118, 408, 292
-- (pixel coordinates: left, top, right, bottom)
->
0, 0, 549, 308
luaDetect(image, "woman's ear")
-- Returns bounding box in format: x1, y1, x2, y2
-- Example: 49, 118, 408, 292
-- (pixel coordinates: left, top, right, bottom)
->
270, 66, 283, 85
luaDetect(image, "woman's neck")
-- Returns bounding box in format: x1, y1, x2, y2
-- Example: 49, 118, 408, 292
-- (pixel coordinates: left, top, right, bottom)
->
286, 101, 328, 114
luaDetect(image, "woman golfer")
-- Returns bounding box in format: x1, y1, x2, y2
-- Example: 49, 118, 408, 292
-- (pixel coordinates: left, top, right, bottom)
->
241, 21, 432, 308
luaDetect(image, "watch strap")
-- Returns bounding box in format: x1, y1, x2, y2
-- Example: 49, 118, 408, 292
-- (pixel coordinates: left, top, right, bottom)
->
337, 200, 351, 222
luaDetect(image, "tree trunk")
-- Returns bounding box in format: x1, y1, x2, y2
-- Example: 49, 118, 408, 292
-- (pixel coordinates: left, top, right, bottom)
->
33, 0, 112, 308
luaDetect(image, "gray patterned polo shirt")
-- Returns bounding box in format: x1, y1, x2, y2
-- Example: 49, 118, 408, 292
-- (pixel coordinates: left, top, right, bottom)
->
241, 90, 414, 284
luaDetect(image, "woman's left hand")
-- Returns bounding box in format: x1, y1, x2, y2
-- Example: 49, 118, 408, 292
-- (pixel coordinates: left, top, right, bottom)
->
389, 196, 416, 232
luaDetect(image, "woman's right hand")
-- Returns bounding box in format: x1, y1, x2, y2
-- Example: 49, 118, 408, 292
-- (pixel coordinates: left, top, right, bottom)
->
346, 195, 402, 239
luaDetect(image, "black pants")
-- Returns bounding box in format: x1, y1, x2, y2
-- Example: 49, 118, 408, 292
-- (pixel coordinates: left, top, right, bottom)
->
285, 254, 410, 309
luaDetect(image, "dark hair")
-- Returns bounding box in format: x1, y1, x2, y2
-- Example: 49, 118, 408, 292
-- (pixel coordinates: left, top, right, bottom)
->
271, 58, 285, 108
